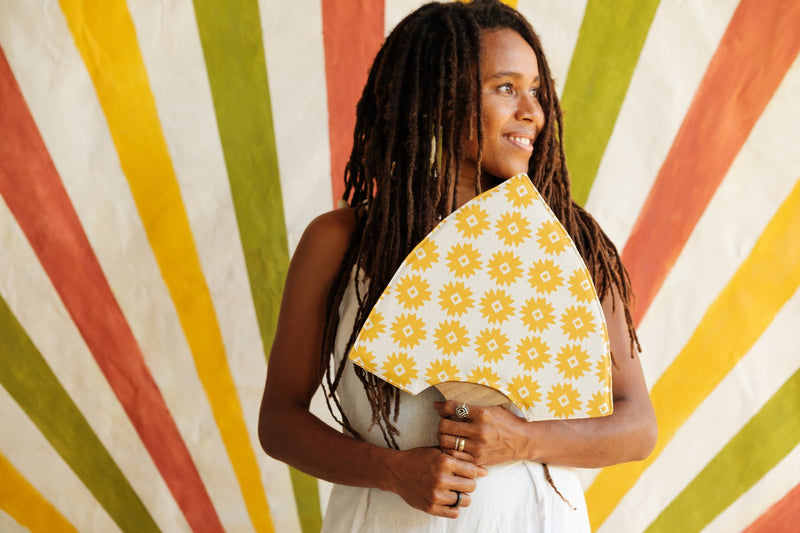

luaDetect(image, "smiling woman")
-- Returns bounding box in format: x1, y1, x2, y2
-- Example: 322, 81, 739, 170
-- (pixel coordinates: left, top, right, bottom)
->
258, 1, 656, 531
459, 28, 544, 195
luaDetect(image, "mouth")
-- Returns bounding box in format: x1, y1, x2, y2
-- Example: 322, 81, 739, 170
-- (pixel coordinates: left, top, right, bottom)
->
504, 134, 534, 151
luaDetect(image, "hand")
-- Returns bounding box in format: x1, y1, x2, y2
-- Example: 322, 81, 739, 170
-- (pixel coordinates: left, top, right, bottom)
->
435, 401, 531, 467
387, 446, 488, 518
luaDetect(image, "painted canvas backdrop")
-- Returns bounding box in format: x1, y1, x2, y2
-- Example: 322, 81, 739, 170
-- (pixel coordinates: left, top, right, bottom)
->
0, 0, 797, 532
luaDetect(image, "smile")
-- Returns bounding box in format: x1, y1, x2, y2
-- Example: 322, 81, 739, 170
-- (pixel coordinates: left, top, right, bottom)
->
504, 135, 534, 148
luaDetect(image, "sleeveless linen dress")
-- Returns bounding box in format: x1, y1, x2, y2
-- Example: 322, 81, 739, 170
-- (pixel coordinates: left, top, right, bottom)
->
321, 274, 592, 533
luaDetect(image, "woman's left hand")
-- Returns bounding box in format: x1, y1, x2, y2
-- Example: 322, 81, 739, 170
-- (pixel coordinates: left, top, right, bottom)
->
435, 401, 530, 467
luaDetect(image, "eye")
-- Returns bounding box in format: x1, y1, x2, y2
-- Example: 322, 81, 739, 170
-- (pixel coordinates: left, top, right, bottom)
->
530, 87, 540, 98
498, 83, 513, 94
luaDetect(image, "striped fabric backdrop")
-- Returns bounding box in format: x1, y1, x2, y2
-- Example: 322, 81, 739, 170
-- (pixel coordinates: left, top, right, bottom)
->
0, 0, 797, 532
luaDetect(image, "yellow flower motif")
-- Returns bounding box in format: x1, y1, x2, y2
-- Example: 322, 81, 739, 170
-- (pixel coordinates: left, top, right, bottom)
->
382, 352, 418, 388
407, 237, 439, 271
560, 305, 596, 341
596, 357, 612, 389
520, 297, 556, 333
474, 328, 510, 364
487, 250, 523, 286
506, 375, 541, 407
527, 259, 564, 294
433, 320, 470, 356
546, 382, 582, 418
446, 242, 482, 278
568, 268, 595, 303
454, 202, 490, 239
359, 311, 385, 343
515, 336, 551, 372
349, 344, 377, 373
555, 344, 591, 380
479, 289, 515, 324
494, 211, 531, 247
586, 391, 612, 417
438, 281, 474, 317
504, 176, 539, 208
536, 220, 570, 255
390, 313, 427, 349
425, 358, 461, 384
394, 274, 432, 310
467, 366, 501, 388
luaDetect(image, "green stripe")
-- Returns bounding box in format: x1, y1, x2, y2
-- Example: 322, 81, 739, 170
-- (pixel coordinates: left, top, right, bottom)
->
560, 0, 661, 205
646, 368, 800, 532
0, 294, 160, 533
189, 2, 321, 532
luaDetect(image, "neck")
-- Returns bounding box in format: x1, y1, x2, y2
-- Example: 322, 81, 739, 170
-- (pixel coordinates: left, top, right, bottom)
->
454, 171, 502, 208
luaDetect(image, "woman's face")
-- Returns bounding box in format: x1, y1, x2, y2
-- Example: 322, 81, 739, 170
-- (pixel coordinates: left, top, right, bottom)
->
461, 28, 544, 186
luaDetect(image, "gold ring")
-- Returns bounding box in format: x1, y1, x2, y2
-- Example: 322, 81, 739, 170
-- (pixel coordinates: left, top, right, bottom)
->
456, 436, 465, 452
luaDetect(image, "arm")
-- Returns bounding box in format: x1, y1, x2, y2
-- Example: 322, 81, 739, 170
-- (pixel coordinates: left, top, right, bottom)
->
258, 209, 486, 517
435, 289, 658, 468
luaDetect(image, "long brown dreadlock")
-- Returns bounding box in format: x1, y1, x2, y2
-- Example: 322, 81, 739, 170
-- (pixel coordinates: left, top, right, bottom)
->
319, 0, 640, 452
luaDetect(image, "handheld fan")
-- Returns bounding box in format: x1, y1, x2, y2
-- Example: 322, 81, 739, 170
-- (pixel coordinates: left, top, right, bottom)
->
348, 173, 612, 421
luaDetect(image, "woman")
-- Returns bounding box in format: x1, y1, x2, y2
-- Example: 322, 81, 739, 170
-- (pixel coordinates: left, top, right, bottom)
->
259, 1, 657, 530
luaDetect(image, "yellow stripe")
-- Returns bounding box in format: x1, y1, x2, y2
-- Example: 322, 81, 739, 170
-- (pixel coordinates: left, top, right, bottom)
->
0, 452, 78, 532
57, 1, 273, 531
586, 177, 800, 529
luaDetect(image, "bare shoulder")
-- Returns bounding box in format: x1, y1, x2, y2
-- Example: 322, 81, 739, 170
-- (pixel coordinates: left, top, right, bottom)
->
293, 208, 358, 267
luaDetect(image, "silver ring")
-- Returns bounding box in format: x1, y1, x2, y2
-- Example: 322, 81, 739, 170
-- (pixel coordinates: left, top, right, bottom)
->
449, 490, 462, 508
454, 436, 465, 452
455, 403, 470, 419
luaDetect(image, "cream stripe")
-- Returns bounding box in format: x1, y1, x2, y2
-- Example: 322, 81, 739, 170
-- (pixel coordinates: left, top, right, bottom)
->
0, 2, 243, 528
704, 444, 800, 533
0, 509, 29, 533
0, 189, 189, 532
385, 0, 423, 34
585, 0, 741, 247
636, 55, 800, 388
261, 0, 332, 255
516, 0, 588, 96
259, 0, 335, 526
598, 287, 800, 532
125, 1, 270, 528
0, 386, 118, 532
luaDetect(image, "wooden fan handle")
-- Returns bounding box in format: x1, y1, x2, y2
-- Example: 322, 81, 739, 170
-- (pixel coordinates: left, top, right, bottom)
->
434, 381, 511, 407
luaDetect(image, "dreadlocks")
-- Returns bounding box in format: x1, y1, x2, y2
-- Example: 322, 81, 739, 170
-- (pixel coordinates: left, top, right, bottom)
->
319, 0, 640, 449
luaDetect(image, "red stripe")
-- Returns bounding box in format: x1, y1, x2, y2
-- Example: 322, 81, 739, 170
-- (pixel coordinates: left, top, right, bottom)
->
0, 48, 223, 533
322, 0, 385, 205
744, 483, 800, 533
621, 0, 800, 324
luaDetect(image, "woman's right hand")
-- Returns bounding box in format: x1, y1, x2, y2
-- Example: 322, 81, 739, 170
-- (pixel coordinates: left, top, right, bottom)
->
386, 446, 488, 518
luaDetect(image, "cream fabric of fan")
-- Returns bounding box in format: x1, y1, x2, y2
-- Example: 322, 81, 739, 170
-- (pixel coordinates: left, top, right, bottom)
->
348, 173, 612, 421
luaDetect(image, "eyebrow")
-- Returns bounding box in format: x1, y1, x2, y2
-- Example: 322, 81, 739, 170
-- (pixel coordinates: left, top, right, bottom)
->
487, 71, 540, 83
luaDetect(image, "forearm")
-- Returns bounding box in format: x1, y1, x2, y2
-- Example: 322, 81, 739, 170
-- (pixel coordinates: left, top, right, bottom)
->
522, 398, 657, 468
259, 403, 397, 491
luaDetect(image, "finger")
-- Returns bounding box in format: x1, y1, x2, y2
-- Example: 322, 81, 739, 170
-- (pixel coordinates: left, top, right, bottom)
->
435, 400, 476, 421
438, 418, 475, 441
449, 458, 488, 481
443, 449, 475, 463
439, 432, 468, 451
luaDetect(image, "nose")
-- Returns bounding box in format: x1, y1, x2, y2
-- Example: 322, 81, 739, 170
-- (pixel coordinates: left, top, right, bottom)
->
516, 92, 542, 124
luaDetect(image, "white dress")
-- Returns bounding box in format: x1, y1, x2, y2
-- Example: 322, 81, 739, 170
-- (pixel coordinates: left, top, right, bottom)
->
321, 275, 591, 533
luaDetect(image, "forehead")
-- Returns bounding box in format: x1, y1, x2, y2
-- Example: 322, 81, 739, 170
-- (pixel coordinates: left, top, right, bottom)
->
479, 28, 539, 76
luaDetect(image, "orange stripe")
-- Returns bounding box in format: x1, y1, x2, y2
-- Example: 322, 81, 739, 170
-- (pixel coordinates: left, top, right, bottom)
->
322, 0, 384, 204
622, 0, 800, 324
744, 482, 800, 533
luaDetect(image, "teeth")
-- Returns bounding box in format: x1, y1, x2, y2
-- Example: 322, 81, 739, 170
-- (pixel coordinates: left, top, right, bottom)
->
507, 136, 531, 145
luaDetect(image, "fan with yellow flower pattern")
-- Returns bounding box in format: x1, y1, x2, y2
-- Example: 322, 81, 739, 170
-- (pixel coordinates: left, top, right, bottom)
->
348, 173, 612, 421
